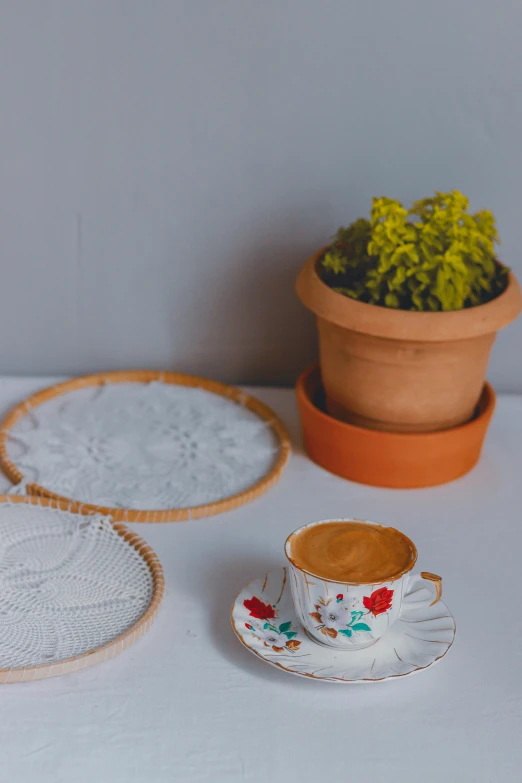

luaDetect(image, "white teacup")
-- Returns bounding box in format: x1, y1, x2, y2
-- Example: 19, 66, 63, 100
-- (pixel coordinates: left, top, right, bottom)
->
285, 518, 442, 651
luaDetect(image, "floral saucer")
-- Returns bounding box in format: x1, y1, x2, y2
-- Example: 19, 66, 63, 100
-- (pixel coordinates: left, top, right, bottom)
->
231, 568, 455, 683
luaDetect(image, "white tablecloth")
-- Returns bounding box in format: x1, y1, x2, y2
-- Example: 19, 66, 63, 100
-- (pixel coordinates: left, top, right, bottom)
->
0, 376, 520, 783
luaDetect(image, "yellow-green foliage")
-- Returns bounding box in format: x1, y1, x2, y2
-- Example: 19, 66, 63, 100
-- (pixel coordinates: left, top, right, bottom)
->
320, 191, 507, 311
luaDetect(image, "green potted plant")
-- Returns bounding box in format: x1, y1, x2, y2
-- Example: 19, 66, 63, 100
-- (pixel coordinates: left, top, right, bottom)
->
296, 191, 521, 433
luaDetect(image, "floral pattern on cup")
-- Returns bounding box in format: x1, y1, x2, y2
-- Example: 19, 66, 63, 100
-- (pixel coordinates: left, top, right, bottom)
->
309, 589, 393, 640
363, 586, 394, 616
244, 596, 301, 653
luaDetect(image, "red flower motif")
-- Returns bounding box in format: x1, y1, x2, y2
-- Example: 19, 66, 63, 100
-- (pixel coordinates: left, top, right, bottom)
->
336, 593, 343, 601
244, 596, 276, 620
245, 623, 252, 630
363, 587, 393, 616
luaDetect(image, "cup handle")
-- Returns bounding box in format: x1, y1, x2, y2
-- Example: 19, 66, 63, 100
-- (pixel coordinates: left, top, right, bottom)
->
420, 572, 442, 605
404, 571, 442, 607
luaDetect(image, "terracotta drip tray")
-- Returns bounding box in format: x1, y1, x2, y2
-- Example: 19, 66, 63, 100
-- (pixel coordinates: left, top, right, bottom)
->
296, 365, 496, 489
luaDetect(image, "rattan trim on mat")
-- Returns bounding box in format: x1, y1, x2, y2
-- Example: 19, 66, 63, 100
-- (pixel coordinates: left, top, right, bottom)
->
0, 371, 291, 522
0, 494, 165, 684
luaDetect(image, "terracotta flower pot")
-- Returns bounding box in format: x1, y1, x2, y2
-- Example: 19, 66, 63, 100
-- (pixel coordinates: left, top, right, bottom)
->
296, 249, 522, 433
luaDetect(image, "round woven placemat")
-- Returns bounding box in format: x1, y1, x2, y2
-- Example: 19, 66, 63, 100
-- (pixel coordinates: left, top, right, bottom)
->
0, 371, 290, 522
0, 494, 164, 683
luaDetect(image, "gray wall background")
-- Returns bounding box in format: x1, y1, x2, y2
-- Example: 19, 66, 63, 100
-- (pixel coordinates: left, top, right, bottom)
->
1, 0, 521, 388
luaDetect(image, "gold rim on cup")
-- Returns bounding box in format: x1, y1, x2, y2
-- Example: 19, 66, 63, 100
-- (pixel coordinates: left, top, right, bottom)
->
284, 518, 418, 585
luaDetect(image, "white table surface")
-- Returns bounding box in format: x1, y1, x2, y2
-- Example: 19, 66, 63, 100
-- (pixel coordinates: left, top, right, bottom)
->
0, 376, 521, 783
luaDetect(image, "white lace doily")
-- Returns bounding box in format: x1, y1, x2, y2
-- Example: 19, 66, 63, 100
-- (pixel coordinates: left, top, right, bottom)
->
1, 376, 289, 520
0, 500, 162, 677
